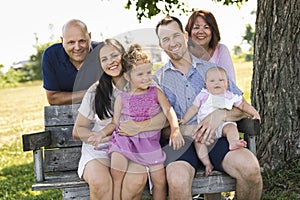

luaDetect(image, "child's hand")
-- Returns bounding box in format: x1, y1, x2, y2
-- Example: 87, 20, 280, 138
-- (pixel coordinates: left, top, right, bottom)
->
178, 119, 184, 125
169, 128, 185, 150
87, 131, 106, 147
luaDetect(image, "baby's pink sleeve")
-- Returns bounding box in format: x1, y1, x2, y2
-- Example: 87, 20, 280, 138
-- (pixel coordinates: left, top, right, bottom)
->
233, 95, 243, 107
193, 90, 209, 107
225, 90, 243, 107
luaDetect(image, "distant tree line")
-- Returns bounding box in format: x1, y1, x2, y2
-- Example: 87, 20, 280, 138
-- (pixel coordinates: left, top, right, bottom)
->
0, 42, 54, 87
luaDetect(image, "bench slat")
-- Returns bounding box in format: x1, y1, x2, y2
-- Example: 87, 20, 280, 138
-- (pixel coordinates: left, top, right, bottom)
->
44, 147, 81, 172
45, 126, 82, 148
192, 171, 235, 194
63, 187, 90, 200
33, 178, 87, 191
44, 104, 79, 127
33, 171, 86, 190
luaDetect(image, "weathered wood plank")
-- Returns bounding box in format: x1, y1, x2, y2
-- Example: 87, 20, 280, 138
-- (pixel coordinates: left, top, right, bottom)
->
22, 131, 51, 151
44, 105, 259, 135
45, 126, 82, 148
44, 104, 80, 127
33, 178, 87, 191
192, 171, 235, 194
32, 171, 86, 190
44, 147, 81, 172
63, 187, 90, 200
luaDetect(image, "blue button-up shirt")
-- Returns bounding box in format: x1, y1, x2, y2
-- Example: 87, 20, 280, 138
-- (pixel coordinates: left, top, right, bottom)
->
153, 54, 242, 125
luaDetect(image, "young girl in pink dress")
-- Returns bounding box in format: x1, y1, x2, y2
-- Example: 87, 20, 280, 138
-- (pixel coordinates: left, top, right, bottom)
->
109, 48, 185, 200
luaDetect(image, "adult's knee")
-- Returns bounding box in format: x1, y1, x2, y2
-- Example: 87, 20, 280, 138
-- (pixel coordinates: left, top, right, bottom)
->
166, 166, 191, 190
241, 158, 262, 184
123, 173, 147, 194
88, 174, 113, 195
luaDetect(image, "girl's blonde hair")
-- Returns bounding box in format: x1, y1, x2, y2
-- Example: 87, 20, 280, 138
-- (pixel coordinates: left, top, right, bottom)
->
122, 46, 150, 73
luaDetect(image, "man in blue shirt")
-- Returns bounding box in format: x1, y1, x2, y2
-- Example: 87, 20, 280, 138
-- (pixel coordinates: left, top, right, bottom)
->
154, 16, 262, 200
42, 19, 99, 105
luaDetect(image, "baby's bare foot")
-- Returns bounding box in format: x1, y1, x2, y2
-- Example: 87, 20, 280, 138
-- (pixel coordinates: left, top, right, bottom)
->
229, 139, 247, 150
205, 164, 214, 176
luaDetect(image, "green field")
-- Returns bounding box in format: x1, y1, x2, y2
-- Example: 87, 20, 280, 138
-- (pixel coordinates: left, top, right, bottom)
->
0, 81, 61, 199
0, 59, 298, 199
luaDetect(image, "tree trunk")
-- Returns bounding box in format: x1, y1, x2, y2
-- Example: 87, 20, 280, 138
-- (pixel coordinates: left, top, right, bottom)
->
252, 0, 300, 170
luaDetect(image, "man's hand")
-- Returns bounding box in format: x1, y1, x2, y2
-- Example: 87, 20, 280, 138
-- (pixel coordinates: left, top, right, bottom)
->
118, 119, 143, 136
193, 109, 226, 144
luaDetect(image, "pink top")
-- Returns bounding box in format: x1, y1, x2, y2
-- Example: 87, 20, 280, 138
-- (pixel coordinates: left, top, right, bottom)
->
193, 89, 242, 123
210, 43, 236, 83
109, 86, 166, 166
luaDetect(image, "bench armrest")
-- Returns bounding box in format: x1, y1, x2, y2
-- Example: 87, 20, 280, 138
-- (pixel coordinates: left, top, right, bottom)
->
237, 118, 260, 136
22, 130, 51, 151
237, 118, 260, 155
22, 131, 52, 182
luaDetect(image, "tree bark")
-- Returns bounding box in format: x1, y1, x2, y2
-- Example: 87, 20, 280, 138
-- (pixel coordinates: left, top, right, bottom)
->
252, 0, 300, 170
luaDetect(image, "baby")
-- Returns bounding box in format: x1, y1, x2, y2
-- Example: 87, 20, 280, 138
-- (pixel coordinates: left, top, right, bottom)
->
180, 66, 260, 176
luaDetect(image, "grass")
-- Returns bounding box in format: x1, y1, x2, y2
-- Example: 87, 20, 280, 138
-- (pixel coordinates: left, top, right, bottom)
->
233, 56, 253, 101
261, 160, 300, 200
0, 58, 299, 199
0, 81, 61, 199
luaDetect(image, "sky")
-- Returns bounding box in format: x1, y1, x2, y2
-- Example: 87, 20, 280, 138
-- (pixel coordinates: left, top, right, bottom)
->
0, 0, 256, 71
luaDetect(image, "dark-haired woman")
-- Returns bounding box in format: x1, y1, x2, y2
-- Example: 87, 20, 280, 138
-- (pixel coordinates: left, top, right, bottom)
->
73, 39, 164, 200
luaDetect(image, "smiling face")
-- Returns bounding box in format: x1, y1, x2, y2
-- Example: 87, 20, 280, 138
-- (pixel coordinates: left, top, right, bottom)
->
191, 16, 212, 50
157, 21, 189, 61
125, 62, 153, 93
61, 21, 91, 69
99, 44, 123, 78
205, 67, 228, 95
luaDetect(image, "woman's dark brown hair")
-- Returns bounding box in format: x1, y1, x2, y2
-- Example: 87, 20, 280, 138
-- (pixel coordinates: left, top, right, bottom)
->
95, 39, 125, 120
185, 10, 220, 50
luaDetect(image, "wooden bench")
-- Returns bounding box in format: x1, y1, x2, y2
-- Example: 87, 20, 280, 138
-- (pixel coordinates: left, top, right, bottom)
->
22, 104, 259, 200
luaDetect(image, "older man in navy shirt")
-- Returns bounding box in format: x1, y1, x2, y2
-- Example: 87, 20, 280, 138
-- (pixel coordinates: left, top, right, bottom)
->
42, 19, 99, 105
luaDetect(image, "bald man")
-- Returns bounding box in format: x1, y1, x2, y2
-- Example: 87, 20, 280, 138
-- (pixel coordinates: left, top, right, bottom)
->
42, 19, 98, 105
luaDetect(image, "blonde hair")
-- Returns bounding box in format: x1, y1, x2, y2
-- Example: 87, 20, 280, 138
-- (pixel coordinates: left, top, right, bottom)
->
205, 66, 227, 81
122, 48, 150, 73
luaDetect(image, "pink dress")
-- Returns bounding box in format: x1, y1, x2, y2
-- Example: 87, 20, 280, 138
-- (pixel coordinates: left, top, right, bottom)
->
108, 86, 166, 166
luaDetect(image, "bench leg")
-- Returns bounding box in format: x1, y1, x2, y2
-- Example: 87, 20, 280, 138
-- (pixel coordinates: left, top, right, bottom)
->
204, 193, 222, 200
33, 149, 44, 182
248, 136, 257, 155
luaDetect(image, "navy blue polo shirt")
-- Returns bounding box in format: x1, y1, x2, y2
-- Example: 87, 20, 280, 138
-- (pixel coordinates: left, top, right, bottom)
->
42, 41, 98, 91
